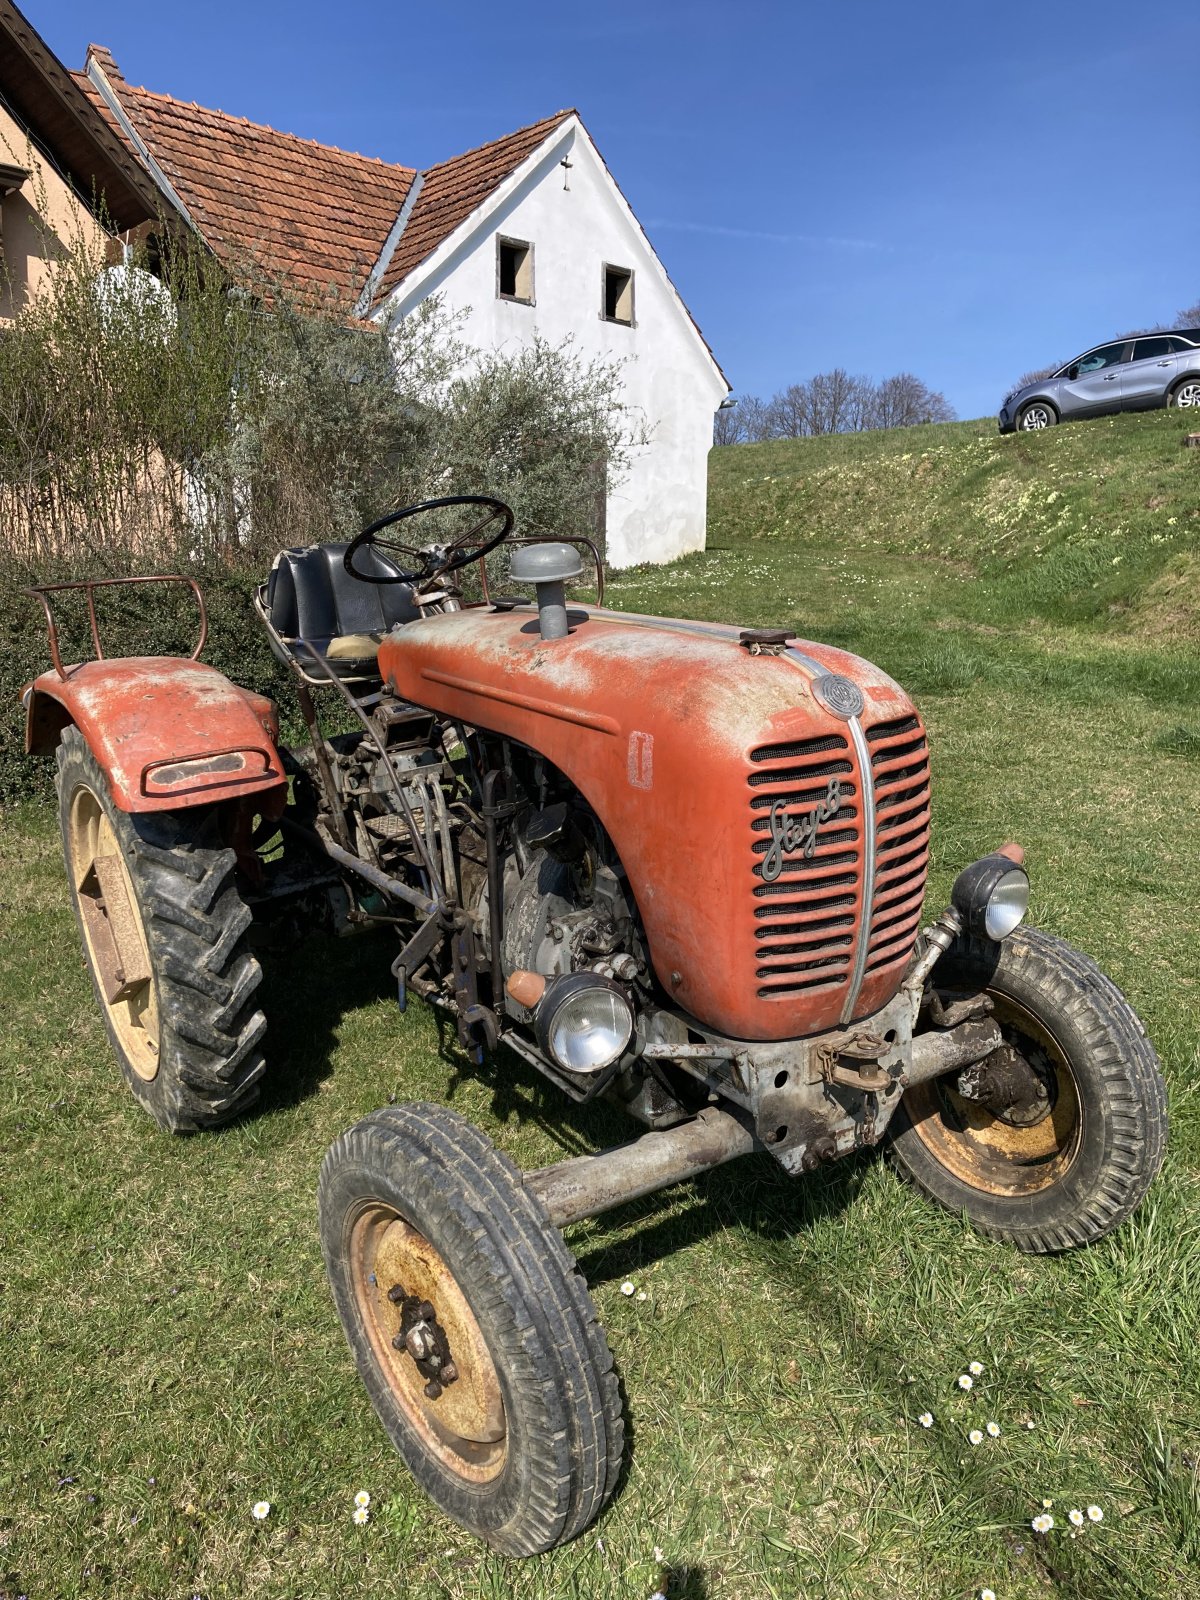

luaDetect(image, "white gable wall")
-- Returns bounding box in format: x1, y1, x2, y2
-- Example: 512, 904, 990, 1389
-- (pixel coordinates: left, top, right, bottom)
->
380, 124, 728, 570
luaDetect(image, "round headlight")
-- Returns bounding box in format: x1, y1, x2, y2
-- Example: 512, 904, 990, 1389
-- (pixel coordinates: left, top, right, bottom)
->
536, 974, 634, 1074
951, 853, 1030, 942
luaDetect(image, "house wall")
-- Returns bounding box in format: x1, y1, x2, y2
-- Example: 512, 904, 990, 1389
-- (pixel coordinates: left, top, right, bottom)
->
0, 105, 107, 324
384, 127, 727, 570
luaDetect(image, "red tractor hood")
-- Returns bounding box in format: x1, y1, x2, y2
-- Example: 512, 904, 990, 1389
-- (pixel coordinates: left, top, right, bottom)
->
380, 607, 931, 1042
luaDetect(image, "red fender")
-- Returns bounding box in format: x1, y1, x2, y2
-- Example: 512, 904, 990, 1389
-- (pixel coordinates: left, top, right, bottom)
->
24, 657, 287, 813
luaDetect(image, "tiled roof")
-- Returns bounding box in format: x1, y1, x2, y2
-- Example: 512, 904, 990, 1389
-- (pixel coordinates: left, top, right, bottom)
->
371, 110, 575, 306
72, 63, 417, 303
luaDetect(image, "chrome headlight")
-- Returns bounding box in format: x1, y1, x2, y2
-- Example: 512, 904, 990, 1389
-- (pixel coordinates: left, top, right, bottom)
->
951, 851, 1030, 941
535, 974, 634, 1074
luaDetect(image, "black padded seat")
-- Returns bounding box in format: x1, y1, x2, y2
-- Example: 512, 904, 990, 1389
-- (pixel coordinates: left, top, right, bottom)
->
265, 542, 421, 678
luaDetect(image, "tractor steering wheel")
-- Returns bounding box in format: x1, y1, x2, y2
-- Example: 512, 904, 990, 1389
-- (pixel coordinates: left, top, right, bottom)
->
343, 495, 515, 586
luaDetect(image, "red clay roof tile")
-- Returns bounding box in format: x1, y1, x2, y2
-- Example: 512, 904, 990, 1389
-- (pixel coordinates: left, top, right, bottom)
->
72, 69, 416, 303
73, 61, 573, 312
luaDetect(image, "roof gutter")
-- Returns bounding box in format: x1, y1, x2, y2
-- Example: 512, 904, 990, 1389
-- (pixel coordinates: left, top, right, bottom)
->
355, 170, 424, 319
85, 57, 196, 231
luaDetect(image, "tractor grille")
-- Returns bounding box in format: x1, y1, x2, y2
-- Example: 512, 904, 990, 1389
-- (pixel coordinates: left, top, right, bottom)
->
746, 713, 931, 1006
749, 732, 860, 998
863, 714, 931, 978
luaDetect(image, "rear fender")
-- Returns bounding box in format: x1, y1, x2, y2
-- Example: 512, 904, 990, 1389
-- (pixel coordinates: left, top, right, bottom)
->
25, 656, 287, 813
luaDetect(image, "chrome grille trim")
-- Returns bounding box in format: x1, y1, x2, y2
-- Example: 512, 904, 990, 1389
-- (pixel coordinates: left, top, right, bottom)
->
839, 713, 876, 1023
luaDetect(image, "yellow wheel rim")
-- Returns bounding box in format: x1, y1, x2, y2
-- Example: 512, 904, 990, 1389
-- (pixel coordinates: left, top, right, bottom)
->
66, 784, 160, 1081
902, 993, 1082, 1197
350, 1202, 507, 1484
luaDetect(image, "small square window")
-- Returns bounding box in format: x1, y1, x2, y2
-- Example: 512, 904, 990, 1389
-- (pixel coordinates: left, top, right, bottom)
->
497, 236, 533, 303
603, 264, 633, 326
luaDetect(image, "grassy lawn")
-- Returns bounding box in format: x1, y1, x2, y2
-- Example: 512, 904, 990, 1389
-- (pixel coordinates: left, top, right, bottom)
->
3, 409, 1200, 1599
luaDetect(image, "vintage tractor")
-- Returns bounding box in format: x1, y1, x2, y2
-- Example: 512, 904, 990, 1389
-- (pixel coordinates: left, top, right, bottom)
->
24, 497, 1167, 1555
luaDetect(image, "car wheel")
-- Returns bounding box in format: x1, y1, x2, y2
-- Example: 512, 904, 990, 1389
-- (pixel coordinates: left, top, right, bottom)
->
1168, 377, 1200, 409
1017, 401, 1056, 430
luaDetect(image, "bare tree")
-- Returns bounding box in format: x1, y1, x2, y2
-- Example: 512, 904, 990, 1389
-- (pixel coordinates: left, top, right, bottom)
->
1178, 300, 1200, 326
869, 373, 955, 429
713, 401, 743, 446
767, 382, 811, 438
737, 394, 778, 442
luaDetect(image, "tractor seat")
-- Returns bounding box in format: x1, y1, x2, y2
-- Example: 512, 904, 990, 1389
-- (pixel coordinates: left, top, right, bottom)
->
265, 542, 421, 679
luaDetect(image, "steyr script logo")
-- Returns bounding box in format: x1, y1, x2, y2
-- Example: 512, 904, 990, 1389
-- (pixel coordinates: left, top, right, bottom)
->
760, 776, 844, 883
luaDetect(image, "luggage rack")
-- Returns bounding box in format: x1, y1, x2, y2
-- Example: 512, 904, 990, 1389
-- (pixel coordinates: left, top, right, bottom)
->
25, 574, 208, 681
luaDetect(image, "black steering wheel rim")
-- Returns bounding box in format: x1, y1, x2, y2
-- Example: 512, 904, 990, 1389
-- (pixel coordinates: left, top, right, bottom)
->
343, 494, 515, 586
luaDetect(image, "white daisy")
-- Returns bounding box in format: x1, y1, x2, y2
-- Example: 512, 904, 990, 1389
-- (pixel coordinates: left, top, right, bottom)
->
354, 1490, 371, 1509
1068, 1509, 1084, 1528
620, 1282, 635, 1297
1087, 1505, 1104, 1523
968, 1429, 984, 1445
353, 1505, 369, 1526
968, 1360, 984, 1377
980, 1589, 997, 1600
1025, 1420, 1036, 1430
958, 1374, 974, 1391
918, 1412, 934, 1429
1032, 1512, 1054, 1533
986, 1421, 1001, 1438
251, 1500, 271, 1521
1042, 1498, 1054, 1508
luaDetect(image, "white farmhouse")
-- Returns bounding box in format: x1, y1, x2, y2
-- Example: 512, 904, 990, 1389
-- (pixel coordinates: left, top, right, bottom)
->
75, 51, 728, 568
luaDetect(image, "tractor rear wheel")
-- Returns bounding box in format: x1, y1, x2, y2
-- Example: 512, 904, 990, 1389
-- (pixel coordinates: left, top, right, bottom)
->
56, 726, 266, 1130
318, 1103, 623, 1555
886, 926, 1167, 1252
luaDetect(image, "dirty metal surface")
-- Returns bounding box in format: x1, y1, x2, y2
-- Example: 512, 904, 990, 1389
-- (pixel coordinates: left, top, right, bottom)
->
380, 606, 924, 1041
351, 1206, 506, 1484
26, 658, 285, 813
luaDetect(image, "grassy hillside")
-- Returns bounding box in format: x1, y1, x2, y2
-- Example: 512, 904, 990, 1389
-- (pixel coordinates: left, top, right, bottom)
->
3, 407, 1200, 1600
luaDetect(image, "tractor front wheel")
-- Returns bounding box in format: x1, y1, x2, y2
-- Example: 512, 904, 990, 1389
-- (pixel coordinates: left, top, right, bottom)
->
56, 726, 266, 1130
318, 1104, 623, 1555
887, 926, 1167, 1252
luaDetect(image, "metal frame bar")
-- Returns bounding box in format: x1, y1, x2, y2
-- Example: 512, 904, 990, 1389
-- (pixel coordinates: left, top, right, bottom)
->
26, 574, 208, 680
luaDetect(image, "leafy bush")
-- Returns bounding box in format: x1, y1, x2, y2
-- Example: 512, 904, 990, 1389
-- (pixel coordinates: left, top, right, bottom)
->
0, 232, 637, 801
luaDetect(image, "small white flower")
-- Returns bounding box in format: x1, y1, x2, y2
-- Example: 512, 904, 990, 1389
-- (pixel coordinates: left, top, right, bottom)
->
1032, 1512, 1054, 1533
986, 1421, 1001, 1438
354, 1490, 370, 1509
636, 1291, 648, 1302
352, 1505, 369, 1526
1042, 1498, 1054, 1508
251, 1500, 271, 1521
918, 1412, 934, 1428
1025, 1420, 1036, 1430
958, 1374, 974, 1391
1087, 1504, 1104, 1523
620, 1282, 635, 1297
1068, 1509, 1084, 1527
968, 1429, 984, 1445
968, 1360, 984, 1377
980, 1589, 997, 1600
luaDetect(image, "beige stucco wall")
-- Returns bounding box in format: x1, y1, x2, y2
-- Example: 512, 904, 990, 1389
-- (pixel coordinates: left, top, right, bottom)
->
0, 105, 108, 323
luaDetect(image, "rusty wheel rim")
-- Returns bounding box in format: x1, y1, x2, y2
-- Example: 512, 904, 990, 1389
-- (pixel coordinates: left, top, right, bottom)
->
66, 784, 160, 1081
350, 1202, 507, 1484
902, 993, 1081, 1196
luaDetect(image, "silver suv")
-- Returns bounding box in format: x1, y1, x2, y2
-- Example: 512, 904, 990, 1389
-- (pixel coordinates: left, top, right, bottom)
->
999, 329, 1200, 432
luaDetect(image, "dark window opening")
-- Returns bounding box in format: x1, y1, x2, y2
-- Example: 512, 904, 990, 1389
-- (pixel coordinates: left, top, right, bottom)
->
497, 237, 533, 303
603, 264, 633, 325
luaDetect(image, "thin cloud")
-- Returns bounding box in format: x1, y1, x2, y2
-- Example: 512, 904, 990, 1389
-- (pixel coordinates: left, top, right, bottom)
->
645, 218, 890, 252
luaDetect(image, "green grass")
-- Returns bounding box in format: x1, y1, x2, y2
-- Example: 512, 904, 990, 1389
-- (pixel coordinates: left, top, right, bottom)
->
4, 408, 1200, 1599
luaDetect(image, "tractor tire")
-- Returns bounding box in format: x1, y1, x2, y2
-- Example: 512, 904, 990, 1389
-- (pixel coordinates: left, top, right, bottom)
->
318, 1103, 623, 1555
886, 926, 1167, 1253
56, 725, 266, 1131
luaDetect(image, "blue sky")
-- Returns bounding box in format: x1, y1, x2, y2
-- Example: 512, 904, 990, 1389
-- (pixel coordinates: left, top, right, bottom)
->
33, 1, 1200, 421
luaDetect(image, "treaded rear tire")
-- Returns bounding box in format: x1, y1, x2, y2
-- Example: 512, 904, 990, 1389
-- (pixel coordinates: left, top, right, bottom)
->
318, 1103, 623, 1555
56, 725, 266, 1131
886, 926, 1167, 1252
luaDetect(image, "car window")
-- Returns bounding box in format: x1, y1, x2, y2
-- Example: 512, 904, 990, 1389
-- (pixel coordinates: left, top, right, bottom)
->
1170, 333, 1200, 352
1133, 337, 1174, 361
1076, 343, 1127, 374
